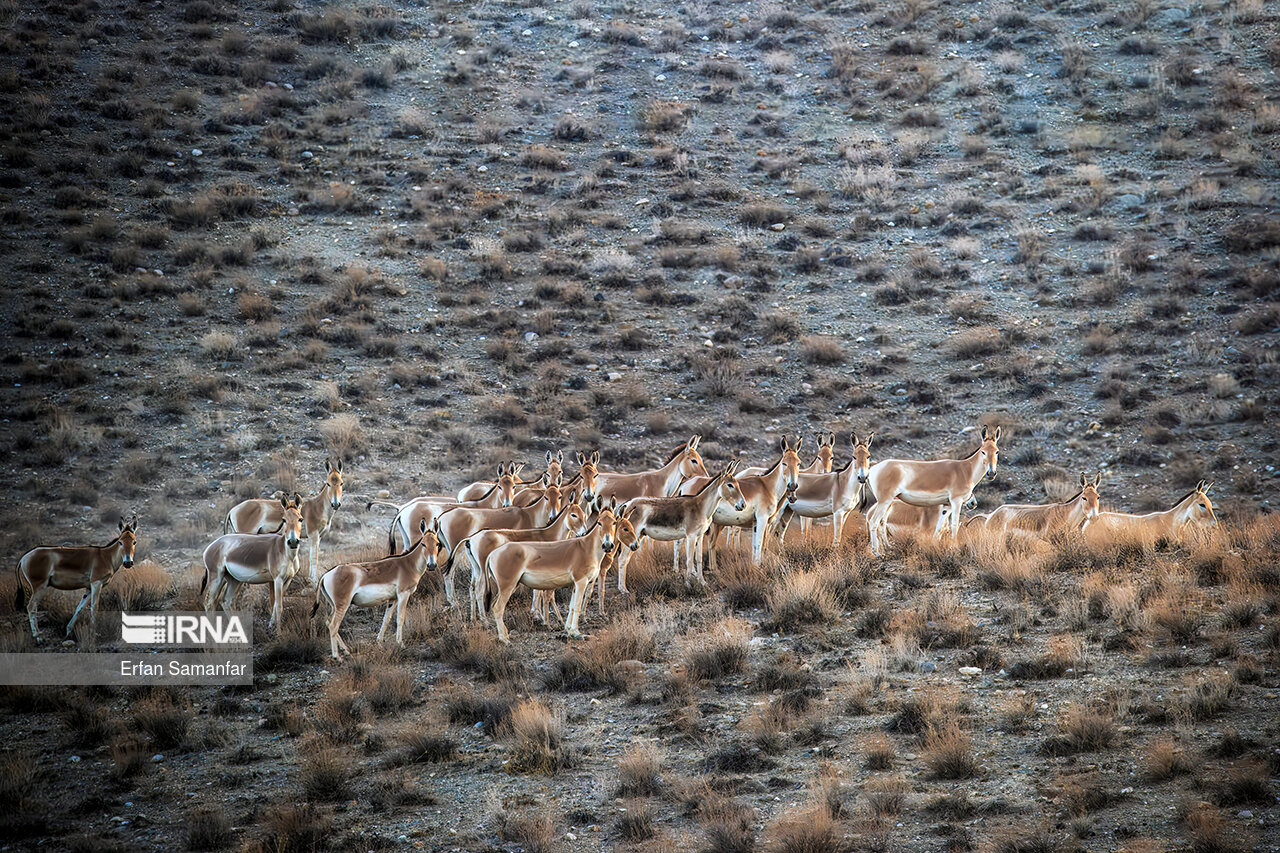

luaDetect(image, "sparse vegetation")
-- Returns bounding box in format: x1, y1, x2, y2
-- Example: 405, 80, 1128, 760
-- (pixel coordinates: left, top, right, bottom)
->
0, 0, 1274, 847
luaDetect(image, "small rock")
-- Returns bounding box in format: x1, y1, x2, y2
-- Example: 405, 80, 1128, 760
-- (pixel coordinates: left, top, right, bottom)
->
607, 372, 623, 381
958, 666, 983, 677
190, 148, 203, 157
1239, 810, 1253, 818
769, 222, 786, 231
919, 661, 937, 673
524, 332, 539, 343
565, 833, 577, 841
69, 755, 81, 763
301, 150, 314, 159
152, 754, 164, 763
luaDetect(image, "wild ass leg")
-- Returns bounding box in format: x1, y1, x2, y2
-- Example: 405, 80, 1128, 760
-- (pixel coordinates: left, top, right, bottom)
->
309, 532, 322, 587
377, 603, 396, 644
26, 583, 48, 639
394, 591, 411, 647
65, 588, 92, 637
565, 578, 590, 638
269, 575, 286, 630
491, 579, 517, 645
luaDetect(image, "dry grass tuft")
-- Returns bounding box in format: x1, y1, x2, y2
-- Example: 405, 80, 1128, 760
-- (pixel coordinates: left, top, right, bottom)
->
617, 744, 663, 796
502, 698, 577, 774
922, 722, 977, 779
1041, 703, 1116, 756
684, 617, 750, 681
765, 803, 838, 853
765, 570, 838, 631
1145, 737, 1192, 781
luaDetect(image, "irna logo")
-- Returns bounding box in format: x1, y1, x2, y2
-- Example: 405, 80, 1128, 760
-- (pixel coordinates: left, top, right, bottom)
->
121, 613, 250, 645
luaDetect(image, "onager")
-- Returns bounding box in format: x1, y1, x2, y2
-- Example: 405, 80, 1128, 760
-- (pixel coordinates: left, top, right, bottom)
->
312, 519, 449, 658
1085, 480, 1217, 546
485, 500, 637, 644
617, 462, 745, 590
864, 426, 1001, 555
454, 461, 527, 504
774, 434, 874, 546
17, 516, 138, 641
435, 491, 567, 606
367, 467, 527, 556
965, 473, 1101, 545
224, 459, 344, 586
202, 496, 304, 630
681, 436, 804, 572
460, 502, 589, 624
594, 435, 709, 502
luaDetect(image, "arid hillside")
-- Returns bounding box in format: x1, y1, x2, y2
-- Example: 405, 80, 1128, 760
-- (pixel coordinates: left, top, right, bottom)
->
0, 0, 1277, 851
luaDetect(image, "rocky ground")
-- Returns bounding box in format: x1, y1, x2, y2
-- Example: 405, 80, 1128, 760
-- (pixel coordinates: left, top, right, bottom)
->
0, 0, 1277, 850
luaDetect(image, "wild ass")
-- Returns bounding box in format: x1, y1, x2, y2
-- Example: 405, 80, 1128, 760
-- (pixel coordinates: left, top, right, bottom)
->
864, 427, 1001, 555
1085, 480, 1217, 546
484, 500, 637, 644
202, 496, 304, 630
224, 460, 344, 585
312, 519, 450, 658
16, 516, 138, 642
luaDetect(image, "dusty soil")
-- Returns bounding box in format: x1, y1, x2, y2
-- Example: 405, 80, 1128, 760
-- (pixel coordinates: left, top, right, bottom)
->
0, 0, 1277, 850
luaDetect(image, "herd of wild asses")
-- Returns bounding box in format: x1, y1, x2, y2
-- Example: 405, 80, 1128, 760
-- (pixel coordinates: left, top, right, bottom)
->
16, 429, 1218, 658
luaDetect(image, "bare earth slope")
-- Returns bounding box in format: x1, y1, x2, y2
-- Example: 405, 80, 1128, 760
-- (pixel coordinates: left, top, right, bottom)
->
0, 0, 1277, 851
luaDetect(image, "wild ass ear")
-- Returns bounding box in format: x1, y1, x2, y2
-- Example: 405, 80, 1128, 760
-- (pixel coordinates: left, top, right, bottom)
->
337, 459, 342, 472
512, 462, 526, 477
326, 459, 333, 473
851, 432, 860, 447
1093, 472, 1103, 487
590, 450, 600, 466
794, 434, 803, 450
545, 450, 554, 466
294, 493, 304, 507
980, 425, 988, 440
1080, 472, 1088, 486
118, 517, 126, 532
576, 451, 587, 466
994, 426, 1002, 440
866, 432, 875, 447
419, 518, 428, 535
556, 449, 564, 463
1202, 480, 1214, 494
129, 515, 139, 531
688, 435, 701, 449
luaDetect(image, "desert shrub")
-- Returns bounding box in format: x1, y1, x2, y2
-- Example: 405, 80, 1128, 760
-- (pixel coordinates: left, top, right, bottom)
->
684, 618, 750, 680
502, 699, 576, 773
616, 744, 663, 796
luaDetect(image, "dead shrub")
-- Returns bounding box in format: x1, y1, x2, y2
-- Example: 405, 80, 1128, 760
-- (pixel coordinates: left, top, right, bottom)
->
502, 698, 577, 773
922, 722, 977, 779
799, 335, 845, 365
684, 618, 750, 680
617, 744, 663, 796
